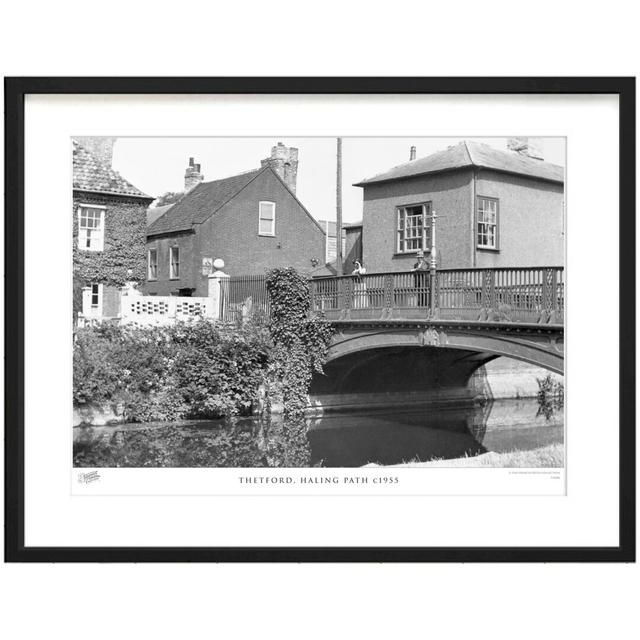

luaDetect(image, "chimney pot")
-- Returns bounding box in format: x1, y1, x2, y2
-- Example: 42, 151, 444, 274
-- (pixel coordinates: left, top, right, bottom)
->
261, 143, 299, 194
410, 146, 417, 161
184, 157, 204, 192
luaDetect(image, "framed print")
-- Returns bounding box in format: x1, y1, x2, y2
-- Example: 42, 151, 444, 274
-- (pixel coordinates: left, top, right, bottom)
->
4, 77, 635, 562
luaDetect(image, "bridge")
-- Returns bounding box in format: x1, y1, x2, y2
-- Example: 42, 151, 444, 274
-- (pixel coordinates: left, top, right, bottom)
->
306, 267, 564, 410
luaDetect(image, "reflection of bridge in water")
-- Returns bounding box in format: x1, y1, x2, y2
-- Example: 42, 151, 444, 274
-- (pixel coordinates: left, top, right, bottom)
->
307, 267, 564, 413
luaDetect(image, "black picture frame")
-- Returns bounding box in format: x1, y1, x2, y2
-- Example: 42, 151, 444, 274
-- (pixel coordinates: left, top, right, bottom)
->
4, 77, 635, 563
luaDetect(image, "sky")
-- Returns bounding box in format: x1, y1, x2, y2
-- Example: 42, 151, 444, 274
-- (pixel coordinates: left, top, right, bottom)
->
113, 137, 566, 225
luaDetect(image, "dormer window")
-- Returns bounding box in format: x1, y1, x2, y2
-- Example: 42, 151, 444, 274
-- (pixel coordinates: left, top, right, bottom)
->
259, 201, 276, 236
78, 204, 105, 251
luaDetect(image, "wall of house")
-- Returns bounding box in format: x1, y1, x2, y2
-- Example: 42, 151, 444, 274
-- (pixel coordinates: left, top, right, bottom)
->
143, 231, 197, 296
72, 191, 150, 317
190, 169, 325, 295
473, 169, 564, 268
360, 170, 474, 273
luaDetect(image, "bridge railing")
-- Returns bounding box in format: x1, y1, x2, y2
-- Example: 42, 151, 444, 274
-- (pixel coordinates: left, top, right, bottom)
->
310, 267, 564, 324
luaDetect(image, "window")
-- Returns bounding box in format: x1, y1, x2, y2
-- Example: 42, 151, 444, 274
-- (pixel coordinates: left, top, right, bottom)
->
78, 205, 105, 251
90, 283, 100, 308
148, 248, 158, 280
169, 247, 180, 279
397, 203, 432, 253
477, 197, 499, 249
259, 201, 276, 236
82, 282, 103, 318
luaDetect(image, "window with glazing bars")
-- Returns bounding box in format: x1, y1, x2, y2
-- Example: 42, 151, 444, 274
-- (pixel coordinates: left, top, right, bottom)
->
477, 197, 499, 249
78, 206, 105, 251
91, 283, 100, 308
397, 203, 432, 253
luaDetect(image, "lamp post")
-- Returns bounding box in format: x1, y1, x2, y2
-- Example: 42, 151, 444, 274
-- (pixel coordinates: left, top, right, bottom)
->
429, 211, 438, 317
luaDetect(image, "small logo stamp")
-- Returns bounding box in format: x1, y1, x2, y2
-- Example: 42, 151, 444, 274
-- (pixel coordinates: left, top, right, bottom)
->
77, 470, 101, 484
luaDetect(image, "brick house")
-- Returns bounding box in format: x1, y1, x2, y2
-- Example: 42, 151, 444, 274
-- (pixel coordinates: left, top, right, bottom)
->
145, 143, 326, 296
354, 138, 564, 273
73, 138, 153, 323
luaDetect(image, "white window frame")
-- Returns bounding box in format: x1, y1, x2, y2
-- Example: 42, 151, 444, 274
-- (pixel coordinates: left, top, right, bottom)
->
169, 246, 180, 280
77, 204, 106, 252
148, 248, 158, 280
396, 202, 432, 254
258, 201, 276, 236
82, 283, 103, 318
476, 196, 499, 250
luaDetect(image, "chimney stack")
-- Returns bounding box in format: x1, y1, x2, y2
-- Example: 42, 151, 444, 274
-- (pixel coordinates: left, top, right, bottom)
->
507, 137, 544, 161
261, 142, 299, 194
410, 146, 417, 161
184, 157, 204, 192
74, 136, 116, 167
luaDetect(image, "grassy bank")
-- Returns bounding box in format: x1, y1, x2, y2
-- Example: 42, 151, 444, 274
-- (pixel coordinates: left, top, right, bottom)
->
389, 442, 564, 468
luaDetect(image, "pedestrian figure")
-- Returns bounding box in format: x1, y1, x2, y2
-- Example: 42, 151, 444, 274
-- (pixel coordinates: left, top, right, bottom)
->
412, 250, 429, 307
351, 260, 367, 308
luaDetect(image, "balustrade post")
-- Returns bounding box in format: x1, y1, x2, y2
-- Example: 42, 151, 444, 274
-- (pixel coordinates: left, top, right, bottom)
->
542, 267, 557, 323
384, 274, 394, 318
341, 277, 352, 319
482, 269, 496, 319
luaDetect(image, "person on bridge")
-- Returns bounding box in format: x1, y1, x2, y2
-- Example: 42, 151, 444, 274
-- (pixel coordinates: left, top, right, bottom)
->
351, 260, 367, 308
412, 250, 429, 307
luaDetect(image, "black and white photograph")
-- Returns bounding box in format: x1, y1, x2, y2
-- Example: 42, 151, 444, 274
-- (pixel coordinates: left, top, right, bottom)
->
72, 135, 565, 471
5, 76, 632, 565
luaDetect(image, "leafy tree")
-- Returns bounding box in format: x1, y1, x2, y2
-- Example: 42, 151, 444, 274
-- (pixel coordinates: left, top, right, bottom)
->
154, 191, 183, 207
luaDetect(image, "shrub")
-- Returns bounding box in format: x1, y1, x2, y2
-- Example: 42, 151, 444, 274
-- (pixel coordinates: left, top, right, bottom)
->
73, 320, 272, 422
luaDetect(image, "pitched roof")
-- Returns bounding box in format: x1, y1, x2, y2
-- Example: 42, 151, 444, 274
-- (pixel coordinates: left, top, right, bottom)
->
73, 140, 151, 199
147, 203, 174, 227
147, 168, 263, 236
354, 141, 564, 186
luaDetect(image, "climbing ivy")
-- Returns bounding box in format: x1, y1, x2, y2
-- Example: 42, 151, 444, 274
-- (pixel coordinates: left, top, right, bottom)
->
264, 268, 334, 465
73, 198, 148, 315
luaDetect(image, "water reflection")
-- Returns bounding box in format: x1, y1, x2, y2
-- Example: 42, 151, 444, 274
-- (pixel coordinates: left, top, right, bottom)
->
307, 397, 563, 467
74, 397, 564, 468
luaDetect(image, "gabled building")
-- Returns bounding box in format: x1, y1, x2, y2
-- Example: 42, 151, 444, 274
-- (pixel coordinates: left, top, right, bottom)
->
145, 143, 326, 296
354, 138, 564, 272
73, 138, 153, 323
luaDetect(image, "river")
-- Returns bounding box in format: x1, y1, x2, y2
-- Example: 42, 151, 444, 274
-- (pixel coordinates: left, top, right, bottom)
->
73, 397, 563, 468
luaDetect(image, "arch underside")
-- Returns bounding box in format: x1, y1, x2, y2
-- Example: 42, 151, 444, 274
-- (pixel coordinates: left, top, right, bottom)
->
325, 326, 564, 375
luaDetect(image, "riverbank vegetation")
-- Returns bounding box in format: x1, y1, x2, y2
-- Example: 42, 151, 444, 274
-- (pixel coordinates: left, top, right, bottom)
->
536, 374, 564, 419
394, 443, 564, 468
73, 267, 333, 467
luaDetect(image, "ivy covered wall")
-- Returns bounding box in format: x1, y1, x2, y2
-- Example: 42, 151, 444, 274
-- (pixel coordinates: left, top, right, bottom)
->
73, 191, 151, 316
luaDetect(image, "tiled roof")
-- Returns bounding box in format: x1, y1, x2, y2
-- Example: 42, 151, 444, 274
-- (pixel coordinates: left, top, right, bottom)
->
147, 168, 263, 236
147, 203, 174, 227
72, 140, 151, 199
354, 141, 564, 186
